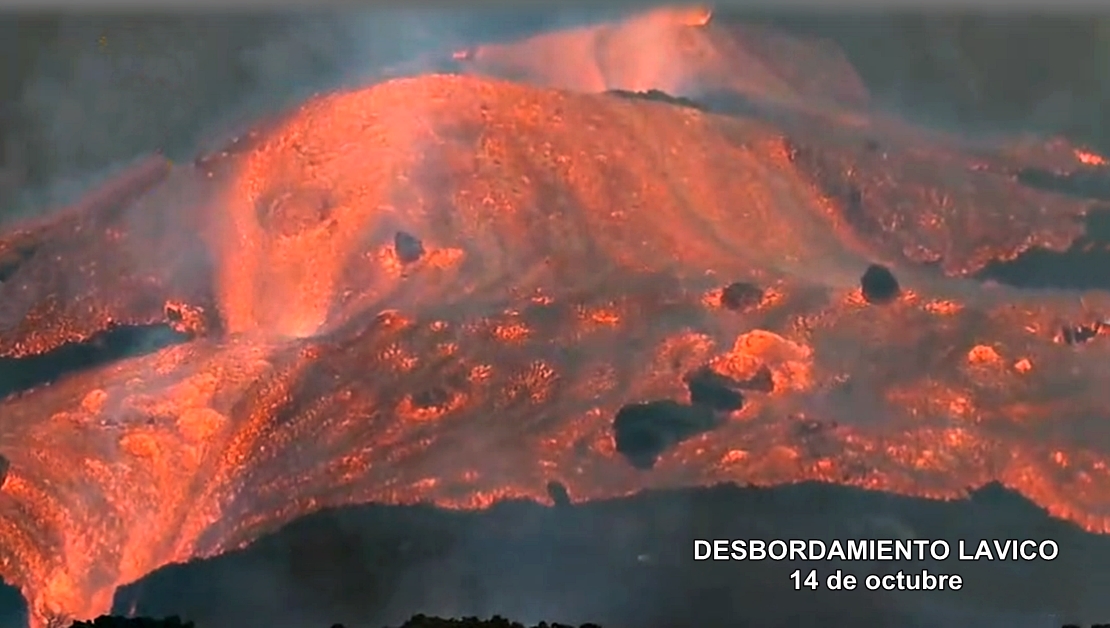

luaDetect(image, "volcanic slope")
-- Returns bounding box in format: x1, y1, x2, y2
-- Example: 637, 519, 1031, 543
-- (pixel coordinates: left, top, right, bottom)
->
453, 8, 869, 109
4, 73, 1110, 624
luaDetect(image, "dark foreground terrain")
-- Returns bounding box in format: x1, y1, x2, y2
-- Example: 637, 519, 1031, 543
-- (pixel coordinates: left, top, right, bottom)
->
84, 483, 1110, 628
71, 615, 599, 628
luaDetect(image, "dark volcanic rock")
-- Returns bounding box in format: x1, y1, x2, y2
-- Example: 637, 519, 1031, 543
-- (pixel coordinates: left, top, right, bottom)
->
1061, 323, 1102, 346
1015, 167, 1110, 202
605, 89, 706, 111
973, 207, 1110, 291
860, 263, 900, 304
738, 364, 775, 393
394, 615, 601, 628
69, 616, 601, 628
683, 367, 745, 412
394, 231, 425, 264
546, 481, 571, 507
719, 281, 764, 311
0, 321, 190, 401
612, 400, 722, 469
114, 482, 1110, 628
70, 616, 193, 628
0, 323, 191, 401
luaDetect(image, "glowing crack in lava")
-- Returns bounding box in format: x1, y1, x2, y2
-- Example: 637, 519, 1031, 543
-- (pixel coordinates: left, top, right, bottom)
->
5, 8, 1110, 626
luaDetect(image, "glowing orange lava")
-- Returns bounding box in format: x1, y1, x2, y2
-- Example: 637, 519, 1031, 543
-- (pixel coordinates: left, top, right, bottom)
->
1, 11, 1110, 628
1076, 149, 1108, 166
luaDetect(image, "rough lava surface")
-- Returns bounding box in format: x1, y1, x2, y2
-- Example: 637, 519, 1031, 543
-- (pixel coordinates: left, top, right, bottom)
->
3, 7, 1110, 625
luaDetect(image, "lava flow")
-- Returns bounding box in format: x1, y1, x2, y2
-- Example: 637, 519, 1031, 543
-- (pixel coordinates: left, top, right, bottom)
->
5, 8, 1110, 627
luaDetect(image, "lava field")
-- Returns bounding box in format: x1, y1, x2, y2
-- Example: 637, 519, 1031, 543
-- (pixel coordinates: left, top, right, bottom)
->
4, 7, 1110, 628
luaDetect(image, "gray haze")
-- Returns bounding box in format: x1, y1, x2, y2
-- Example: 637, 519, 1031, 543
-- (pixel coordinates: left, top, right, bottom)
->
0, 8, 631, 219
5, 13, 1110, 220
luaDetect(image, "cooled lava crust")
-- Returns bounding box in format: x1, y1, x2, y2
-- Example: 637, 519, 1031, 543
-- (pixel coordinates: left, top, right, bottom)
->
5, 11, 1110, 626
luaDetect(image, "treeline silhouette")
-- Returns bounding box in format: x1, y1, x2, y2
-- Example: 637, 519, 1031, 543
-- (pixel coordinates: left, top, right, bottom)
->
67, 615, 602, 628
60, 614, 1110, 628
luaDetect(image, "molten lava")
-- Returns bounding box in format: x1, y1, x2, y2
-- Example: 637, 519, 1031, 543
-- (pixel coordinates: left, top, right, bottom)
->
3, 9, 1110, 626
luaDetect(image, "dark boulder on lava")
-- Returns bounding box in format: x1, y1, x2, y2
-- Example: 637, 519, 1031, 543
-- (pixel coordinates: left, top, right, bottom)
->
1061, 322, 1102, 346
612, 400, 723, 469
684, 367, 745, 412
719, 281, 764, 312
860, 263, 900, 304
545, 480, 572, 507
394, 231, 425, 264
